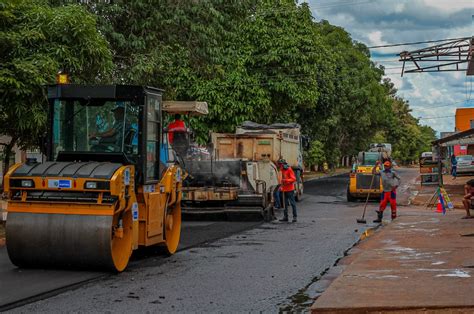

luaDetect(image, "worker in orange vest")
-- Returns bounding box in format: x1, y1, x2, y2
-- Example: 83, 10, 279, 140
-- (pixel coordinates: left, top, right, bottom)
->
279, 160, 298, 222
167, 114, 186, 144
274, 159, 284, 210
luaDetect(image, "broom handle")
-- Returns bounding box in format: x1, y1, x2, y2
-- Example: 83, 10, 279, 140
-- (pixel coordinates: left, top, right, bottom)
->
361, 168, 377, 219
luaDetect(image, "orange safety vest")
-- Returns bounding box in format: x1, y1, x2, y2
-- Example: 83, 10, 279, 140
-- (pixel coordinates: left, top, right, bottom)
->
168, 119, 186, 143
281, 167, 296, 192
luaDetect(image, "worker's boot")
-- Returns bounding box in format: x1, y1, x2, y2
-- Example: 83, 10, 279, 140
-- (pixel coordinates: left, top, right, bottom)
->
373, 210, 383, 223
292, 217, 297, 223
279, 216, 289, 222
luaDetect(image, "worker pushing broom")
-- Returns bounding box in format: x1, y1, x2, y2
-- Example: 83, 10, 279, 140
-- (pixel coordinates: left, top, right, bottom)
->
372, 160, 401, 223
357, 159, 401, 224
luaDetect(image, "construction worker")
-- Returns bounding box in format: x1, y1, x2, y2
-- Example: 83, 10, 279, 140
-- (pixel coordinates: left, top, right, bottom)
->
274, 159, 285, 209
167, 114, 186, 144
373, 160, 401, 223
90, 102, 129, 150
279, 160, 298, 223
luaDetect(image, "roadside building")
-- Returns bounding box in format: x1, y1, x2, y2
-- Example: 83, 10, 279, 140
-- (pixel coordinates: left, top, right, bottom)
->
455, 108, 474, 155
440, 132, 456, 156
432, 128, 474, 185
455, 108, 474, 131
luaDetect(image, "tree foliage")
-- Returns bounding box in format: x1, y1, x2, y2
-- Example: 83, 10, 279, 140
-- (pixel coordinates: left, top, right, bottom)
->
2, 0, 436, 168
304, 140, 325, 171
0, 0, 112, 169
374, 80, 437, 164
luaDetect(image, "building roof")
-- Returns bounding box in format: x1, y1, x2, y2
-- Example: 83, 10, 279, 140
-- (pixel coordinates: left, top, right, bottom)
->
432, 128, 474, 146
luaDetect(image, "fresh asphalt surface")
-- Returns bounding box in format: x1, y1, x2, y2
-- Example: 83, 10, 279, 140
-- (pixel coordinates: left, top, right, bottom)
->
5, 168, 418, 312
0, 221, 260, 310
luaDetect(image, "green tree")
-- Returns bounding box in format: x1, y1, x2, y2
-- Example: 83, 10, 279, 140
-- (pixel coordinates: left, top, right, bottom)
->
375, 81, 436, 164
304, 140, 325, 171
45, 0, 434, 165
299, 21, 390, 165
0, 0, 112, 171
73, 0, 262, 142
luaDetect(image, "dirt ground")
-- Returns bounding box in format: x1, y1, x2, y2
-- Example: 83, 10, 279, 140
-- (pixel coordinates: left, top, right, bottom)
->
411, 171, 474, 210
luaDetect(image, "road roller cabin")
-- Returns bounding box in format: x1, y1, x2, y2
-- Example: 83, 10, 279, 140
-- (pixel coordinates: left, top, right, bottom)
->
3, 84, 184, 272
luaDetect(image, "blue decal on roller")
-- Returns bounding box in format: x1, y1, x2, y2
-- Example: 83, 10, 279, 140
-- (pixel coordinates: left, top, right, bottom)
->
58, 180, 71, 188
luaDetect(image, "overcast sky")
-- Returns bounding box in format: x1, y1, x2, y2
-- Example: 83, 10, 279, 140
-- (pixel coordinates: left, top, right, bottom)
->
303, 0, 474, 133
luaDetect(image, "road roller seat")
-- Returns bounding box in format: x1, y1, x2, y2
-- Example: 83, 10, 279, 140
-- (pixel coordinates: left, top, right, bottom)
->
123, 127, 137, 155
171, 130, 190, 158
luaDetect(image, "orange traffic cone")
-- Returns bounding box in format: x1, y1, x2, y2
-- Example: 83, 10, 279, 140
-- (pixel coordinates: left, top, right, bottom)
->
436, 196, 443, 213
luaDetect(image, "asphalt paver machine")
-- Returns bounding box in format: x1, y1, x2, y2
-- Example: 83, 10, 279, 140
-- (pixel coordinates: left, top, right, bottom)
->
4, 84, 184, 272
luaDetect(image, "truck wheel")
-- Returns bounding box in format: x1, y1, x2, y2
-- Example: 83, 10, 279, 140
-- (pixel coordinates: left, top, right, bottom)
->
295, 171, 304, 202
347, 186, 356, 202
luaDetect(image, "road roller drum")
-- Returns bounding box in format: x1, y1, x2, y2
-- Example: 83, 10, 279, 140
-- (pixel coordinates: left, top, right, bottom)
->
6, 213, 131, 270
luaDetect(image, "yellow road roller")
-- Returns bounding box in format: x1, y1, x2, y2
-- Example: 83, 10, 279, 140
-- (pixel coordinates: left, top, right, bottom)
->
347, 151, 383, 202
4, 84, 184, 272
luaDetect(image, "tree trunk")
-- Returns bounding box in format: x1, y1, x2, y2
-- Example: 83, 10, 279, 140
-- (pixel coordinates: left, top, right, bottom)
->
2, 137, 17, 176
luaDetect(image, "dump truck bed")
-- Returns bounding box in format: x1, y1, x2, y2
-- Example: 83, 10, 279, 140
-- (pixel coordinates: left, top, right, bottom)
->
211, 131, 301, 169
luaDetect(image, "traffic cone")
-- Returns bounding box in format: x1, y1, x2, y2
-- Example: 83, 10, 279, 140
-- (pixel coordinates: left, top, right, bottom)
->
436, 195, 443, 213
440, 193, 447, 215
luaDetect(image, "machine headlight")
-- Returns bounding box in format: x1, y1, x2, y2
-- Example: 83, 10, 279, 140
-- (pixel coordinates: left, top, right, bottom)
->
84, 181, 110, 190
21, 180, 34, 188
85, 181, 98, 189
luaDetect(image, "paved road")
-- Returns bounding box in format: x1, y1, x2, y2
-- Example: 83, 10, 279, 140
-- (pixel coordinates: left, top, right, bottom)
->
0, 221, 260, 310
7, 168, 419, 312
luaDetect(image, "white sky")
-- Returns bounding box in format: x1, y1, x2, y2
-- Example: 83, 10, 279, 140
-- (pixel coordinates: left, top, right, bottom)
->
303, 0, 474, 133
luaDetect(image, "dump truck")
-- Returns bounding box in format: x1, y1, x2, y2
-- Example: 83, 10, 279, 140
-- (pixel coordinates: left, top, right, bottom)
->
346, 144, 391, 202
181, 122, 306, 219
4, 83, 184, 272
369, 143, 392, 157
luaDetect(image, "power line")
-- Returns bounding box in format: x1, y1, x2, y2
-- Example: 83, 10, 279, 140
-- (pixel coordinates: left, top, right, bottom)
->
367, 37, 471, 49
373, 60, 405, 63
418, 115, 458, 120
382, 66, 405, 70
419, 115, 454, 120
412, 100, 473, 110
419, 111, 474, 120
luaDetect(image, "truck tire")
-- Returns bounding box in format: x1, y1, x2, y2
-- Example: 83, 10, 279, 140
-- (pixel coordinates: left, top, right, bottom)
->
346, 185, 356, 202
295, 170, 304, 202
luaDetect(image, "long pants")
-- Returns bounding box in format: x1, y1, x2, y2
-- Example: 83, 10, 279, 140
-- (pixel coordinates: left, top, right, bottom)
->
451, 166, 457, 177
380, 191, 397, 219
283, 190, 297, 218
274, 189, 282, 208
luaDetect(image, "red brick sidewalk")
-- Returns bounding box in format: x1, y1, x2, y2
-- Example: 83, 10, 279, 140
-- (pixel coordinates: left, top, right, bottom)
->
312, 207, 474, 313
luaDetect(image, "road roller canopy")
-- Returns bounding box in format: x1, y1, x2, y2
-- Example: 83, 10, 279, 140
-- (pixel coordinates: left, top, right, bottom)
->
46, 84, 166, 183
162, 101, 209, 116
